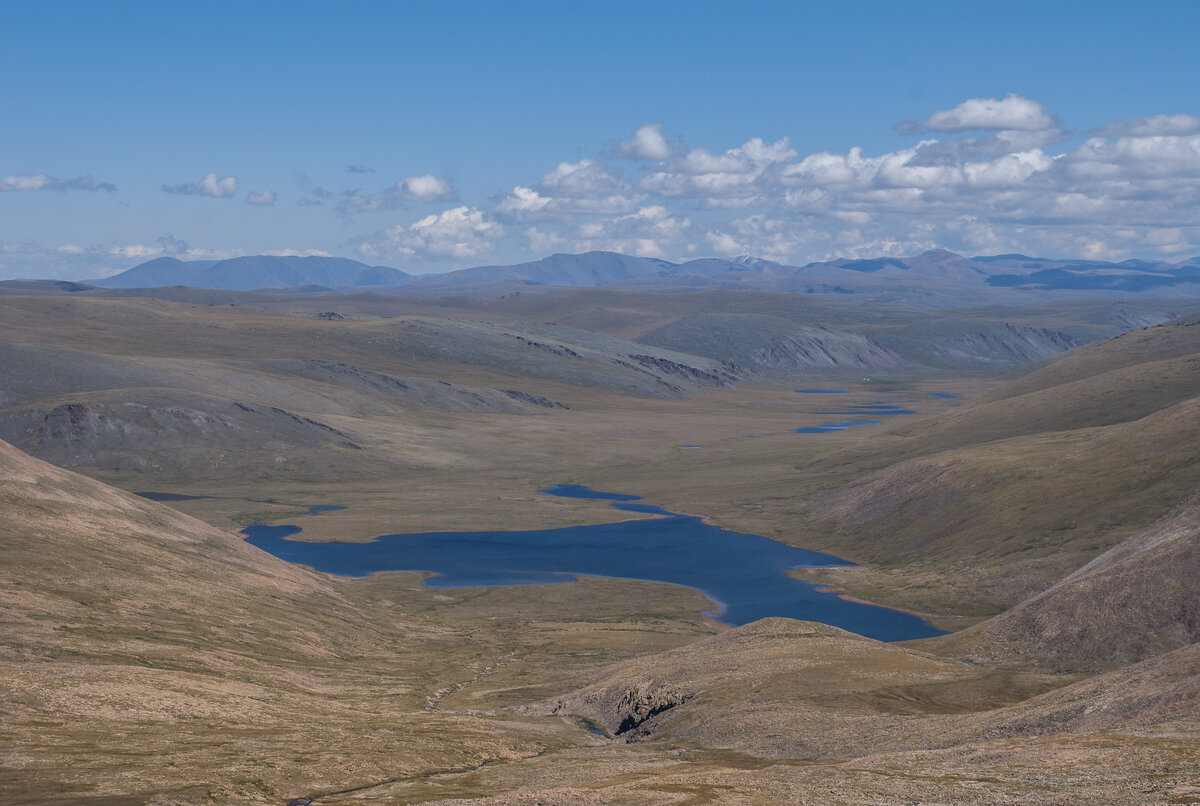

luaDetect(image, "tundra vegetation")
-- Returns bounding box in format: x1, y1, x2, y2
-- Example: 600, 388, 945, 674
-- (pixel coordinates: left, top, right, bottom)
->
2, 280, 1199, 805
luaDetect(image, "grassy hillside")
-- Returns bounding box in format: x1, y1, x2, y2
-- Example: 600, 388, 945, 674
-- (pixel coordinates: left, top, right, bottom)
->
935, 487, 1200, 671
5, 286, 1200, 803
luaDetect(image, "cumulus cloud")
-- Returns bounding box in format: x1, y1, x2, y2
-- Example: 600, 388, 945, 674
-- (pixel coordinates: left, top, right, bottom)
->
1, 174, 53, 191
498, 160, 643, 219
353, 206, 503, 261
339, 174, 456, 214
394, 174, 455, 202
246, 190, 277, 206
156, 234, 190, 256
263, 248, 333, 257
639, 137, 796, 205
611, 123, 674, 159
163, 172, 238, 198
1093, 114, 1200, 138
908, 128, 1070, 164
0, 173, 115, 192
924, 94, 1058, 132
108, 243, 164, 260
704, 215, 829, 262
524, 205, 693, 258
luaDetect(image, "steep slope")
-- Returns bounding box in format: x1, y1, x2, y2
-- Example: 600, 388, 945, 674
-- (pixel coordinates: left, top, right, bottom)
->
788, 316, 1200, 616
935, 487, 1200, 671
637, 314, 912, 373
0, 438, 566, 803
806, 395, 1200, 612
931, 641, 1200, 744
889, 313, 1200, 452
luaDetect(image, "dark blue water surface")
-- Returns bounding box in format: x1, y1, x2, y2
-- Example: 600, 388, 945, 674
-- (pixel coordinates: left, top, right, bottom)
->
241, 485, 944, 641
307, 504, 348, 515
795, 388, 848, 394
810, 408, 917, 416
794, 420, 882, 434
542, 484, 641, 501
135, 492, 212, 502
929, 392, 959, 399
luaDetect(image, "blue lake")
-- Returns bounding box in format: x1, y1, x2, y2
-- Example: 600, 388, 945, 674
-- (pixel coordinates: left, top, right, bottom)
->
795, 388, 848, 394
241, 484, 945, 641
794, 420, 882, 434
307, 504, 348, 515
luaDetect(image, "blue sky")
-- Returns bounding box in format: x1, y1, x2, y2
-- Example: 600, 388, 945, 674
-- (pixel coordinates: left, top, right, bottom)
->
3, 0, 1199, 279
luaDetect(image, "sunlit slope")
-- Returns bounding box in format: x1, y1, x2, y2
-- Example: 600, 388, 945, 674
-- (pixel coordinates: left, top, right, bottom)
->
808, 396, 1200, 608
537, 618, 1199, 760
795, 317, 1200, 614
891, 314, 1200, 450
432, 642, 1200, 806
934, 486, 1200, 671
0, 438, 568, 803
532, 618, 1062, 760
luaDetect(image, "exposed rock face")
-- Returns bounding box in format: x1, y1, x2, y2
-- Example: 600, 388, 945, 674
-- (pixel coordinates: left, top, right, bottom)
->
550, 680, 693, 738
627, 354, 741, 387
924, 323, 1081, 366
750, 326, 910, 371
503, 390, 568, 409
0, 393, 371, 479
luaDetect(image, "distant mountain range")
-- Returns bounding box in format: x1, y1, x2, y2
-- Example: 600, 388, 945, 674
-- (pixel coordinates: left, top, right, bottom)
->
84, 249, 1200, 302
92, 255, 410, 291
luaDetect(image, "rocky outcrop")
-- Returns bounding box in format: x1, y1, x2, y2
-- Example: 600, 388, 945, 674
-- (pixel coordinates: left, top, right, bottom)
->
503, 390, 568, 409
550, 680, 693, 739
627, 354, 741, 387
750, 327, 910, 371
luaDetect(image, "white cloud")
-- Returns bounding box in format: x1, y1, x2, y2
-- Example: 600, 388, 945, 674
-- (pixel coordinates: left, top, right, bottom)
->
354, 206, 503, 261
528, 205, 693, 258
612, 123, 673, 159
497, 160, 642, 218
640, 137, 796, 203
1065, 133, 1200, 180
704, 214, 830, 262
338, 174, 456, 214
246, 190, 277, 206
0, 174, 53, 191
0, 173, 115, 192
924, 94, 1057, 132
395, 174, 455, 202
540, 159, 627, 198
910, 128, 1069, 163
163, 172, 238, 197
263, 248, 333, 257
1094, 114, 1200, 138
109, 243, 164, 259
497, 186, 552, 217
